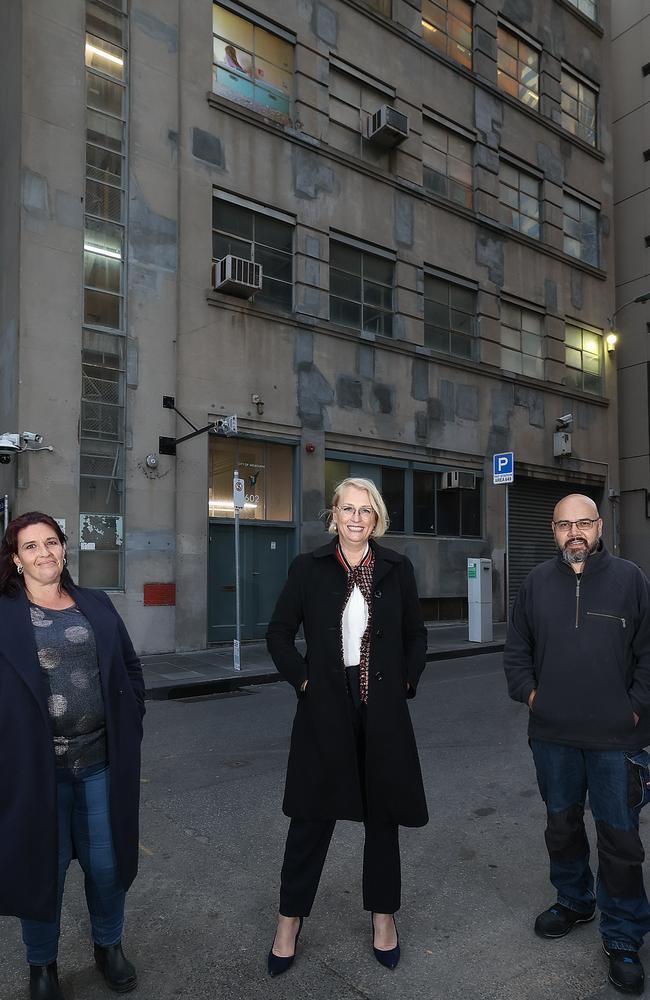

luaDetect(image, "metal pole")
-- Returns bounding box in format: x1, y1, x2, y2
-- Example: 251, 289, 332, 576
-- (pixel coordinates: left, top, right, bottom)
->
233, 468, 241, 672
3, 495, 7, 532
505, 483, 510, 617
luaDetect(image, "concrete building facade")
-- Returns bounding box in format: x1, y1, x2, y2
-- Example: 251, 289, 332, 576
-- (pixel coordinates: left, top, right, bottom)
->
1, 0, 618, 653
611, 2, 650, 574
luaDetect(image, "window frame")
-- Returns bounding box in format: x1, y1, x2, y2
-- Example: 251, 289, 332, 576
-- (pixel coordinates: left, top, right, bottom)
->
423, 270, 478, 360
325, 452, 483, 538
422, 114, 474, 208
496, 22, 540, 110
564, 322, 603, 395
498, 158, 542, 240
212, 2, 294, 126
421, 0, 473, 71
561, 64, 598, 147
500, 301, 545, 379
212, 191, 295, 311
329, 237, 395, 338
563, 190, 600, 266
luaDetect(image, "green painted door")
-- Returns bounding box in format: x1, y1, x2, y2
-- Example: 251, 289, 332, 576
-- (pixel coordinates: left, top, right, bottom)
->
208, 523, 293, 642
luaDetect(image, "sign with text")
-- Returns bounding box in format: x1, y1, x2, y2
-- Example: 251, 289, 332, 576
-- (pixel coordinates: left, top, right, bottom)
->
493, 452, 514, 485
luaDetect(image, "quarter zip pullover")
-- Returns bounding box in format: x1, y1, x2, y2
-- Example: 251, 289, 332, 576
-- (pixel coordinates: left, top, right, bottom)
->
504, 543, 650, 750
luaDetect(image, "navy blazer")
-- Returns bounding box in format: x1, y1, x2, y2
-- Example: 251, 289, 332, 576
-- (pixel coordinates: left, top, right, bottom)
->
0, 584, 145, 921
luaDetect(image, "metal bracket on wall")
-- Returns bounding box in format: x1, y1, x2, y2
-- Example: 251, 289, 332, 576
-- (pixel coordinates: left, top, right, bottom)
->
158, 396, 237, 456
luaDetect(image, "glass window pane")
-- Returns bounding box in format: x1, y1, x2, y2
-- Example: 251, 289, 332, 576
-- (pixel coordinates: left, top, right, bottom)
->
85, 33, 125, 81
331, 243, 361, 274
84, 289, 121, 329
497, 27, 518, 57
450, 332, 473, 358
423, 167, 448, 196
258, 277, 292, 312
84, 251, 121, 292
255, 215, 292, 252
566, 346, 582, 368
449, 285, 475, 312
522, 331, 543, 356
413, 471, 435, 534
255, 245, 292, 282
363, 254, 393, 284
213, 7, 255, 50
565, 325, 582, 348
86, 2, 126, 46
424, 300, 449, 328
330, 269, 361, 301
461, 486, 481, 536
212, 233, 251, 260
436, 484, 460, 535
522, 355, 544, 379
214, 201, 253, 238
425, 276, 449, 304
331, 296, 361, 328
255, 29, 293, 72
85, 179, 122, 222
363, 279, 392, 310
501, 347, 523, 373
502, 326, 521, 350
87, 110, 125, 154
80, 477, 123, 514
86, 70, 124, 117
382, 467, 404, 532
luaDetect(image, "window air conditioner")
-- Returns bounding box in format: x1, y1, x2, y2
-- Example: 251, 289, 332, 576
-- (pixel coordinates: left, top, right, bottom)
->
212, 255, 263, 299
440, 470, 476, 490
366, 105, 409, 148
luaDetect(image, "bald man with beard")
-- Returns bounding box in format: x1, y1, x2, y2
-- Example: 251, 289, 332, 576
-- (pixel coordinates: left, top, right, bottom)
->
504, 494, 650, 995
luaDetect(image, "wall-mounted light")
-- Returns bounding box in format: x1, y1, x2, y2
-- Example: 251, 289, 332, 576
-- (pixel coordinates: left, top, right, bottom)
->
606, 332, 618, 353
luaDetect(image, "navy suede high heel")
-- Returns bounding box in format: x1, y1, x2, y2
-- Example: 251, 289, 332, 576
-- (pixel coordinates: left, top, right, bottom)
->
267, 916, 304, 977
371, 913, 400, 970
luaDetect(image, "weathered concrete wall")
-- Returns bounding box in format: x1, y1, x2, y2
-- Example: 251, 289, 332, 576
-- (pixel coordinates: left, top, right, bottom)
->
0, 0, 22, 504
13, 1, 86, 553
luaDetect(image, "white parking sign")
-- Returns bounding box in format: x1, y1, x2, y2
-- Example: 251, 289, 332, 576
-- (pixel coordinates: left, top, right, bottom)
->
233, 477, 245, 509
493, 452, 514, 484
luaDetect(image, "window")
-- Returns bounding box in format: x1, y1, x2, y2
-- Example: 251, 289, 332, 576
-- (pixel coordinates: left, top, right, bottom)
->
565, 325, 603, 394
212, 4, 293, 125
499, 162, 540, 239
423, 119, 473, 207
330, 242, 394, 337
561, 68, 597, 146
413, 471, 481, 536
212, 198, 293, 310
424, 275, 477, 359
563, 194, 599, 266
497, 25, 539, 109
81, 0, 128, 591
564, 0, 597, 21
325, 458, 481, 537
209, 437, 293, 521
328, 66, 392, 162
359, 0, 391, 14
500, 303, 544, 378
79, 331, 125, 588
421, 0, 472, 71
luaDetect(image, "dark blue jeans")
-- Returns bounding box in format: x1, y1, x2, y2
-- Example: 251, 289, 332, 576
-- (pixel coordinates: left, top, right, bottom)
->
21, 764, 125, 966
531, 739, 650, 951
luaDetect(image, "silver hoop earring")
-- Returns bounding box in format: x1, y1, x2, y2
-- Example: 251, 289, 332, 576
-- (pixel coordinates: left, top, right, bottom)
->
17, 565, 23, 575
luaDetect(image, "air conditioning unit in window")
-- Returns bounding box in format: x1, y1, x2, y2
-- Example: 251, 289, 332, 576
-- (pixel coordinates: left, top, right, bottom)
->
212, 255, 262, 299
441, 470, 476, 490
366, 105, 409, 148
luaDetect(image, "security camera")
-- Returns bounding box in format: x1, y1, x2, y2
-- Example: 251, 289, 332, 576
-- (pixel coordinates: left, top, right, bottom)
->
22, 431, 44, 444
556, 414, 573, 430
0, 433, 22, 455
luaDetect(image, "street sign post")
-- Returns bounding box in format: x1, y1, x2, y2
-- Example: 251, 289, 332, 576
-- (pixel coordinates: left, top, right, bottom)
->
492, 452, 515, 613
233, 473, 245, 672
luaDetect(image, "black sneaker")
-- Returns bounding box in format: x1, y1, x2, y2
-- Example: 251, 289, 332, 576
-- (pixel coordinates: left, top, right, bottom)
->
603, 944, 645, 995
534, 902, 596, 939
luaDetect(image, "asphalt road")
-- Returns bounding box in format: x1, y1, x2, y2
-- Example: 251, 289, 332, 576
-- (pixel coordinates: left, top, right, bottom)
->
0, 653, 641, 999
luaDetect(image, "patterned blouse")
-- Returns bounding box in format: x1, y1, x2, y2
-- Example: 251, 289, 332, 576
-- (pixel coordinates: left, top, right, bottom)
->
30, 603, 107, 770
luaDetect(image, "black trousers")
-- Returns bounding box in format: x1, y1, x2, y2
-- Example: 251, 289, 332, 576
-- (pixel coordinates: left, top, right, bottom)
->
279, 690, 401, 916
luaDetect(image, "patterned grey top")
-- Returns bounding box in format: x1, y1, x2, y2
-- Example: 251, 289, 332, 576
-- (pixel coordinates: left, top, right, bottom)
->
30, 603, 107, 770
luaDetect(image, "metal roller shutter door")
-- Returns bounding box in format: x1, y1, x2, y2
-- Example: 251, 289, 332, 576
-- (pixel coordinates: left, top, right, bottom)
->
508, 479, 603, 608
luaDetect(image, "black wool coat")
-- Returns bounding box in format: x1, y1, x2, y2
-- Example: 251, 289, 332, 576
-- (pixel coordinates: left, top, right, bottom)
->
266, 537, 429, 827
0, 585, 145, 922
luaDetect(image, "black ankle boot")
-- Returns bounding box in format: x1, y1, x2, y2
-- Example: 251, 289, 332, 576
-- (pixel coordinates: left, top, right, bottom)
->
29, 962, 66, 1000
94, 942, 137, 993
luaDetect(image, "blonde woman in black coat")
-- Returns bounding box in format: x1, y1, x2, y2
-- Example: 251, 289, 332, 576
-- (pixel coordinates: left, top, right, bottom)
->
266, 477, 428, 975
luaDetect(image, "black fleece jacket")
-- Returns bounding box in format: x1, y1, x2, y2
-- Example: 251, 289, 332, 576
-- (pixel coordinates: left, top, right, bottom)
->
504, 542, 650, 750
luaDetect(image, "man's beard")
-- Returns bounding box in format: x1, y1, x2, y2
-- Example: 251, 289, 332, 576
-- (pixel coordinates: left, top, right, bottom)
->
560, 536, 600, 565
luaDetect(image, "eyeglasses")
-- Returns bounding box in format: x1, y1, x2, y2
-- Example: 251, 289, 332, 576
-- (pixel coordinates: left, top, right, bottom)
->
552, 518, 600, 532
336, 505, 375, 520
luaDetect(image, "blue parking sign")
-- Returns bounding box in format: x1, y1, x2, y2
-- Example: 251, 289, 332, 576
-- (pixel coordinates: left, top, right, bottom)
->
493, 452, 514, 484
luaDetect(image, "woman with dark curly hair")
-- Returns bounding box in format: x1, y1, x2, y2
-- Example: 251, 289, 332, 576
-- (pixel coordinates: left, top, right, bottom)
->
0, 512, 145, 1000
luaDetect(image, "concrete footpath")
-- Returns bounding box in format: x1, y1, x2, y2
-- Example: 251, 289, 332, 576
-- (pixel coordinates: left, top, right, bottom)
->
142, 622, 506, 699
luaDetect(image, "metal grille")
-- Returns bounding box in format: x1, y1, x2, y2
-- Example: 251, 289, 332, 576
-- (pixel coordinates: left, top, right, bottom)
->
508, 478, 603, 608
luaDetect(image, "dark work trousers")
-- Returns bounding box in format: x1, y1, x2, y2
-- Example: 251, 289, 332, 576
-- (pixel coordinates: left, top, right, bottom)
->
531, 739, 650, 951
279, 671, 401, 917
